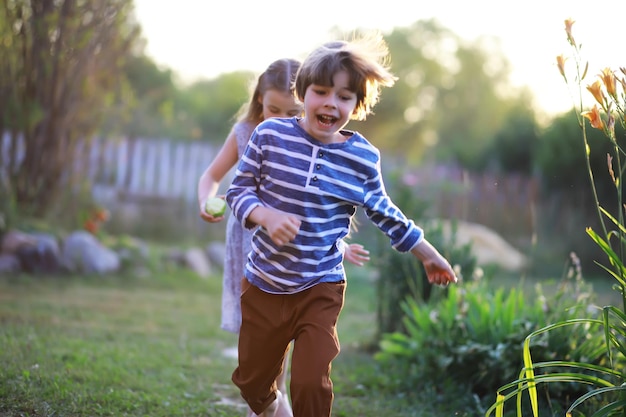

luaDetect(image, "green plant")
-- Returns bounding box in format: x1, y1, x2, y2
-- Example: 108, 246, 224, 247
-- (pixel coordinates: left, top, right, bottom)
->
375, 257, 607, 412
487, 19, 626, 417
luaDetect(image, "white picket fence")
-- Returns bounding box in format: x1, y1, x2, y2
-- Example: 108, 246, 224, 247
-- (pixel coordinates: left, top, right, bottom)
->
1, 133, 224, 205
86, 136, 222, 204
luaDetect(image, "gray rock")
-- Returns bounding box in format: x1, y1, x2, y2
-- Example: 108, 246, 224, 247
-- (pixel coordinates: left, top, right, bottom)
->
184, 247, 212, 278
17, 232, 63, 274
0, 253, 20, 274
61, 231, 121, 275
1, 230, 36, 255
205, 241, 226, 269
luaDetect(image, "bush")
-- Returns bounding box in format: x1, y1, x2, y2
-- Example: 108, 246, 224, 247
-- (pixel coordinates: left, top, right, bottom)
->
374, 256, 609, 413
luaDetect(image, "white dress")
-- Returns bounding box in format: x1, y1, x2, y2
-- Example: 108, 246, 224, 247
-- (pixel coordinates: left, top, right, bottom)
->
220, 121, 255, 333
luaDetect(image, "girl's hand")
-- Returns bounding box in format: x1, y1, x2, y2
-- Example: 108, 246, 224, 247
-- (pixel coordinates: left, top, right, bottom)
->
199, 196, 226, 223
200, 211, 225, 223
344, 243, 370, 266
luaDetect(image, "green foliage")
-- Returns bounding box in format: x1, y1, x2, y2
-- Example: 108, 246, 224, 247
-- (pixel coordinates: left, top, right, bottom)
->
479, 101, 540, 175
534, 111, 626, 272
179, 72, 252, 142
374, 218, 477, 335
376, 267, 616, 412
486, 21, 626, 417
99, 55, 255, 143
100, 233, 155, 272
100, 54, 179, 139
536, 110, 621, 204
0, 0, 141, 215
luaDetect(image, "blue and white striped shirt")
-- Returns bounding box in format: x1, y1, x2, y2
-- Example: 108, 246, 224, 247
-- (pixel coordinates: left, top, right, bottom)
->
226, 117, 423, 294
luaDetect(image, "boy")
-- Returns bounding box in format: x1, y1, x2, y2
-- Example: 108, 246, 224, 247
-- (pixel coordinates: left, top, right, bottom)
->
226, 32, 458, 417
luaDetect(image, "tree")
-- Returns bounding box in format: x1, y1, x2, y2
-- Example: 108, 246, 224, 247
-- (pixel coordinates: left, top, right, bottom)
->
178, 71, 252, 143
536, 109, 617, 202
480, 99, 539, 175
0, 0, 140, 217
347, 19, 533, 168
99, 53, 178, 140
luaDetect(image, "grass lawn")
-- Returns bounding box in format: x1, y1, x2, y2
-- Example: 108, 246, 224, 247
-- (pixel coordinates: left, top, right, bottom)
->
0, 262, 472, 417
0, 270, 242, 416
5, 254, 618, 417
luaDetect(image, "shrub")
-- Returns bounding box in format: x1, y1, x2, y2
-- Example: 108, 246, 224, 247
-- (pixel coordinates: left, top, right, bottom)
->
375, 254, 609, 413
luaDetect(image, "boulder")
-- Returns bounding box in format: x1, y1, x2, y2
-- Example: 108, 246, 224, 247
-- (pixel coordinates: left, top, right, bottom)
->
61, 231, 121, 275
1, 230, 63, 274
0, 253, 20, 274
441, 220, 527, 272
184, 247, 212, 278
205, 241, 226, 270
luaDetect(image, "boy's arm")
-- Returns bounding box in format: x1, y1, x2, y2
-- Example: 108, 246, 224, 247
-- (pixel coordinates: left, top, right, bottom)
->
410, 239, 458, 286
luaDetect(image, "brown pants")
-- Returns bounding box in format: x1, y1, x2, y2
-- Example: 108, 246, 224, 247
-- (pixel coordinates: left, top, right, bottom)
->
232, 278, 346, 417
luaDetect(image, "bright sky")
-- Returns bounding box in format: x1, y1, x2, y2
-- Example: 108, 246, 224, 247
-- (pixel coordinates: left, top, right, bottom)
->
133, 0, 625, 117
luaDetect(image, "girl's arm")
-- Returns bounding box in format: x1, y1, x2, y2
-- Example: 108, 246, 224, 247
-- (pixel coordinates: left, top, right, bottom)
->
197, 129, 239, 223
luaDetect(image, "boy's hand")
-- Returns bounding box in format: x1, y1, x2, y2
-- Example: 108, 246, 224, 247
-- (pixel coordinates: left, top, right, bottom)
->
423, 259, 458, 286
250, 206, 301, 247
410, 239, 458, 286
266, 213, 301, 246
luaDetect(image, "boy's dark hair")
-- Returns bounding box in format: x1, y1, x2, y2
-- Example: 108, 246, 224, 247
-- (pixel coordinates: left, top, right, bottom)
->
294, 32, 397, 121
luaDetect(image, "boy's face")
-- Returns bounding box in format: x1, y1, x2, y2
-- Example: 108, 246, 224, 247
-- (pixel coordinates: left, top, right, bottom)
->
299, 70, 357, 144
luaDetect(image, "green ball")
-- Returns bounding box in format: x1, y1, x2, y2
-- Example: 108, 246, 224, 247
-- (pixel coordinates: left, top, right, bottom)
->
204, 197, 227, 216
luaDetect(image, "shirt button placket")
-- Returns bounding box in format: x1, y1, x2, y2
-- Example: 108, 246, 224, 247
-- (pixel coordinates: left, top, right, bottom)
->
313, 151, 323, 182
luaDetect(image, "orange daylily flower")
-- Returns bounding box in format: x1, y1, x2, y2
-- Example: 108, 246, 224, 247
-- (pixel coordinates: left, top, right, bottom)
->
599, 68, 617, 98
556, 55, 567, 78
586, 80, 605, 105
581, 105, 605, 130
84, 219, 99, 234
93, 208, 110, 222
564, 18, 575, 45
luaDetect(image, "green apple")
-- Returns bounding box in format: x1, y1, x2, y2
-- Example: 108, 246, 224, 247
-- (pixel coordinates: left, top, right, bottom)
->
204, 197, 227, 217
